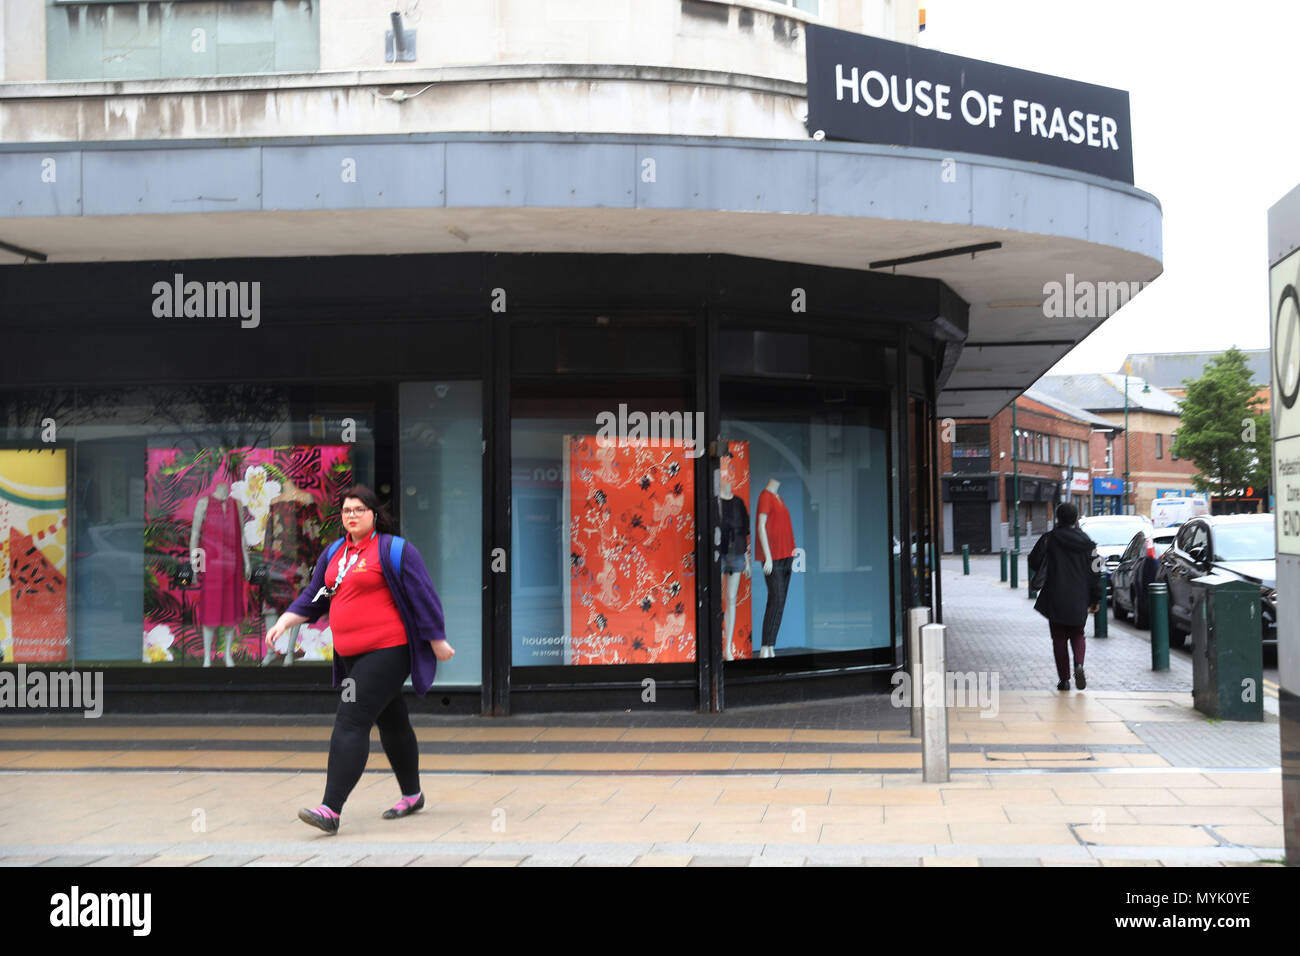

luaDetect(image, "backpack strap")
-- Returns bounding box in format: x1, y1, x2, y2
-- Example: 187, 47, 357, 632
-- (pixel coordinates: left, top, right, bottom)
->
324, 537, 346, 563
389, 536, 406, 576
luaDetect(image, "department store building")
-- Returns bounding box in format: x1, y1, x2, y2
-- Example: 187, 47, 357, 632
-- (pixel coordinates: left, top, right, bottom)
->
0, 0, 1162, 713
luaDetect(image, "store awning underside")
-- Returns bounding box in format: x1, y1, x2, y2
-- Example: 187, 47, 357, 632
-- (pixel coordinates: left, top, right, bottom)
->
0, 133, 1161, 417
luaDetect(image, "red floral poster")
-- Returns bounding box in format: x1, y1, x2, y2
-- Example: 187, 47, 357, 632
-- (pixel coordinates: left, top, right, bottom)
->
719, 441, 753, 660
0, 449, 69, 663
143, 446, 352, 664
566, 435, 695, 665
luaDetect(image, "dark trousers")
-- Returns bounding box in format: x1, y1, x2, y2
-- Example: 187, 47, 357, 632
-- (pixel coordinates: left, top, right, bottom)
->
1048, 621, 1086, 682
761, 557, 794, 647
322, 643, 420, 813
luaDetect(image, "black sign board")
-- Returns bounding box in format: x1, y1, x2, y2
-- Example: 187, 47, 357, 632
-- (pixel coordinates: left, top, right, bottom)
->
945, 477, 992, 501
805, 25, 1134, 184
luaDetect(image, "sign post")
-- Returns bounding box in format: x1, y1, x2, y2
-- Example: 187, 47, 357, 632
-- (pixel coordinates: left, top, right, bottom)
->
1267, 183, 1300, 866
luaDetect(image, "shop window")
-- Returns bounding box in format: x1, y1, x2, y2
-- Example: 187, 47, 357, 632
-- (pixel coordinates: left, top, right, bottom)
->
510, 384, 696, 667
398, 382, 483, 686
718, 390, 892, 657
0, 385, 387, 668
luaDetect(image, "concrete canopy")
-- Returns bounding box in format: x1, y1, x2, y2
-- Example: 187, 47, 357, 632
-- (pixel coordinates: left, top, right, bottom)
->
0, 132, 1161, 416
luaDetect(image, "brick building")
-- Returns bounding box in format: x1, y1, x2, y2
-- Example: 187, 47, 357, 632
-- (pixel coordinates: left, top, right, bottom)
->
1034, 373, 1198, 517
939, 389, 1114, 553
1121, 350, 1270, 512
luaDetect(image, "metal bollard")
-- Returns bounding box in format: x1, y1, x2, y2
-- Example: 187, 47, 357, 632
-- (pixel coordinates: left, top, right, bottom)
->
962, 544, 970, 575
1149, 582, 1170, 671
1009, 549, 1019, 589
907, 606, 931, 738
1094, 575, 1109, 638
920, 622, 949, 783
999, 548, 1008, 582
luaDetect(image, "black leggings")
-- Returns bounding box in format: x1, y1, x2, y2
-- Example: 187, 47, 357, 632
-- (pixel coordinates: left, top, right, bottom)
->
322, 643, 420, 813
761, 557, 793, 647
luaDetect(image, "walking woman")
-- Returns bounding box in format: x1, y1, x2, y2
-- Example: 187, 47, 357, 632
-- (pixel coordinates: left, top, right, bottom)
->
1027, 502, 1102, 691
265, 485, 454, 833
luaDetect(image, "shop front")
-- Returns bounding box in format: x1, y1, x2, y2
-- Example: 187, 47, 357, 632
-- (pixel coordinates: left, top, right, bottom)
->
0, 251, 952, 714
0, 20, 1162, 714
941, 474, 999, 554
1092, 476, 1126, 515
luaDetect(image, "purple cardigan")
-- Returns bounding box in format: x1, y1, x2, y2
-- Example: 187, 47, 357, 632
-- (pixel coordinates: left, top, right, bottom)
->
286, 532, 446, 696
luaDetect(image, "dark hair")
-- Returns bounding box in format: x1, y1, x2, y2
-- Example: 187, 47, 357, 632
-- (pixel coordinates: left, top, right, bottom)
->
338, 484, 397, 534
1056, 502, 1079, 526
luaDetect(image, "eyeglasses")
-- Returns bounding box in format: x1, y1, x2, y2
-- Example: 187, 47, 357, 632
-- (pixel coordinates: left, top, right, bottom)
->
340, 507, 371, 517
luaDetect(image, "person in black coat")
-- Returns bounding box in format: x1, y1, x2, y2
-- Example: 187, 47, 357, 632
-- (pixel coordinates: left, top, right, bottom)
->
1027, 502, 1103, 691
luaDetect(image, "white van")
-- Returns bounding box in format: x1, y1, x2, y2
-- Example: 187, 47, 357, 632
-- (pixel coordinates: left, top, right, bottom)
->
1151, 495, 1209, 528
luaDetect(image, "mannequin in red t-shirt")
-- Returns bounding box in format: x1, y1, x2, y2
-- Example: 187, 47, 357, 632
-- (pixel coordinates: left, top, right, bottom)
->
756, 477, 796, 659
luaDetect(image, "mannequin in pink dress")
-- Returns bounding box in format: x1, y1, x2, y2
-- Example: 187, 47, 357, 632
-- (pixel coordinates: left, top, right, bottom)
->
189, 481, 250, 666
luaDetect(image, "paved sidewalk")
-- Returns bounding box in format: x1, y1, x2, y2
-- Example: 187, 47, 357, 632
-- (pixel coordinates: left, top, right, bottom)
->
0, 554, 1287, 867
942, 555, 1283, 768
0, 766, 1285, 867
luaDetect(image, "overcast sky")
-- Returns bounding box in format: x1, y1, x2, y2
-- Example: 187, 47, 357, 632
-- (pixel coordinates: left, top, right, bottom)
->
917, 0, 1299, 376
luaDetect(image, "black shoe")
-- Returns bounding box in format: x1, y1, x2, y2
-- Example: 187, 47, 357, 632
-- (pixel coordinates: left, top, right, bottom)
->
1074, 666, 1086, 690
298, 806, 340, 834
1057, 679, 1070, 691
383, 793, 425, 819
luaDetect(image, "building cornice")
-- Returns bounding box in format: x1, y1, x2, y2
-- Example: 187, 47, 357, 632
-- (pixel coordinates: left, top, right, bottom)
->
0, 62, 807, 102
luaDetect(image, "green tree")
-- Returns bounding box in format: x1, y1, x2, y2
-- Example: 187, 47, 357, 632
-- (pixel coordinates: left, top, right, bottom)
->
1248, 409, 1271, 497
1171, 347, 1265, 497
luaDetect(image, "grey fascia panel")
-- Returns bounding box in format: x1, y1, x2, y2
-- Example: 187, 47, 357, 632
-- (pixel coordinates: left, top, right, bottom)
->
445, 142, 635, 209
82, 147, 262, 216
1086, 182, 1163, 262
0, 151, 82, 217
635, 144, 817, 214
815, 150, 971, 223
970, 164, 1088, 241
262, 143, 445, 211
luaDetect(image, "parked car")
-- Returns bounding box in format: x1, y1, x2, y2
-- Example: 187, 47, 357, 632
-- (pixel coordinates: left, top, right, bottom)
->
1110, 526, 1178, 628
1154, 514, 1276, 651
1077, 514, 1154, 581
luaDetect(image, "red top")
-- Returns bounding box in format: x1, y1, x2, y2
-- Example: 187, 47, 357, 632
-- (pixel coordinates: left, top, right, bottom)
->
756, 489, 796, 561
325, 532, 408, 657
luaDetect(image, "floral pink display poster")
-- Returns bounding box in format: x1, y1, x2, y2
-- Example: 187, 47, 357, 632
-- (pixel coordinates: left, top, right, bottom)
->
143, 446, 352, 664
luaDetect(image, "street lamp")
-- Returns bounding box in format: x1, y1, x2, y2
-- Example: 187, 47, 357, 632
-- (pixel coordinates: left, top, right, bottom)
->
1012, 403, 1021, 552
1122, 366, 1152, 517
1124, 367, 1130, 516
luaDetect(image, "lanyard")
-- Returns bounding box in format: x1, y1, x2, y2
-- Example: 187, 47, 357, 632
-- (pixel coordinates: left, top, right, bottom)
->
333, 528, 377, 591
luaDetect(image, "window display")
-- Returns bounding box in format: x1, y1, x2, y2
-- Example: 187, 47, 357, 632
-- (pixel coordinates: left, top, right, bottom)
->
717, 443, 752, 660
511, 392, 697, 668
721, 398, 891, 657
143, 445, 353, 665
0, 449, 69, 664
565, 435, 695, 664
